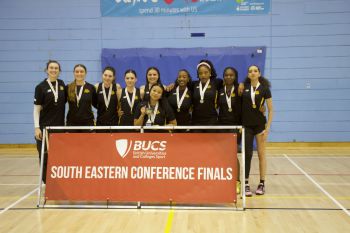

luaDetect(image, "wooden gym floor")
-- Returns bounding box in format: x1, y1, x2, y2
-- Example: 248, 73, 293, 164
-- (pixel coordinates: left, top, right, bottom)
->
0, 143, 349, 233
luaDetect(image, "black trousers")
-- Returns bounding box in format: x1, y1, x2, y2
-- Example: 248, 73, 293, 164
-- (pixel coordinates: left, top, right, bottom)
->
36, 137, 48, 183
244, 127, 255, 180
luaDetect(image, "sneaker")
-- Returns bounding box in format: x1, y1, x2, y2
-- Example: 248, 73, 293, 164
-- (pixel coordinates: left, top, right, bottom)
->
236, 181, 241, 194
245, 184, 252, 197
255, 183, 265, 195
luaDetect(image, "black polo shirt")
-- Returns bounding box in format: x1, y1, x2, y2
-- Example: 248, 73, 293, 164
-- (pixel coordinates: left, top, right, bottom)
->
242, 83, 271, 127
167, 88, 192, 126
134, 100, 175, 126
191, 79, 222, 125
34, 79, 66, 128
218, 86, 241, 125
119, 88, 141, 126
96, 83, 118, 126
66, 82, 97, 126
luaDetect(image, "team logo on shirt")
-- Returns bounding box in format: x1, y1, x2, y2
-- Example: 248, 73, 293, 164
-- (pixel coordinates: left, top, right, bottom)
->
255, 91, 260, 95
84, 89, 90, 94
231, 93, 236, 97
111, 91, 115, 95
60, 86, 64, 91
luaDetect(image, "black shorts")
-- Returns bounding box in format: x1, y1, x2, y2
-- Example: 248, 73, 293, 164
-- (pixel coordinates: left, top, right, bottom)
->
246, 125, 265, 136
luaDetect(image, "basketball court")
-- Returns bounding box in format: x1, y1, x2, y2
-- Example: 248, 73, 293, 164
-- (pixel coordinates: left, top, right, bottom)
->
0, 144, 349, 233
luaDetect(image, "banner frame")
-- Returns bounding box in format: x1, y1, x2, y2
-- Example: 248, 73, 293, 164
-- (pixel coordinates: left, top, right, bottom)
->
37, 126, 246, 211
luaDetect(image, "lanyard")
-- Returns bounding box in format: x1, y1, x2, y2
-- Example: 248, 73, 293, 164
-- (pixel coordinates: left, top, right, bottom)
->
148, 102, 159, 124
176, 86, 188, 112
102, 83, 112, 109
199, 80, 210, 104
250, 82, 260, 108
75, 82, 85, 107
46, 78, 58, 103
125, 87, 136, 113
225, 85, 235, 112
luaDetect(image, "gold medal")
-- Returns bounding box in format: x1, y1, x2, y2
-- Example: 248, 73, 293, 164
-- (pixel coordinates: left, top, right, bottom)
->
177, 108, 180, 112
200, 99, 204, 104
228, 108, 232, 112
252, 104, 256, 109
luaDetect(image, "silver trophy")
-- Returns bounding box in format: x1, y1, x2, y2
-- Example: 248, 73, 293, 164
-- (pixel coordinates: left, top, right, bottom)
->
145, 107, 153, 126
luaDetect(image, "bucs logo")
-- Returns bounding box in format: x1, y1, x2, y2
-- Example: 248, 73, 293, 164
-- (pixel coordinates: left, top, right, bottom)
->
115, 139, 132, 158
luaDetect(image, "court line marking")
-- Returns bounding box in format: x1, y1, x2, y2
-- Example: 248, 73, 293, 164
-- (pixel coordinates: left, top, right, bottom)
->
0, 184, 37, 186
164, 209, 174, 233
319, 183, 350, 186
0, 187, 38, 215
283, 154, 350, 217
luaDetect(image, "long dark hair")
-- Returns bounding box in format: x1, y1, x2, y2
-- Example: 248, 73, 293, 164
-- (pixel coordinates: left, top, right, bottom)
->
223, 67, 239, 89
174, 69, 192, 89
244, 65, 271, 88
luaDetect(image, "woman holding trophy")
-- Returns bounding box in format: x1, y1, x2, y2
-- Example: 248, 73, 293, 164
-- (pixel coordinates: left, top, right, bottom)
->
134, 83, 176, 127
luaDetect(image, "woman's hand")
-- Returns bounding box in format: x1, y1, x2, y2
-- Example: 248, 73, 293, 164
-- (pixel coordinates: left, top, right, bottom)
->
35, 128, 42, 141
238, 83, 244, 96
263, 127, 270, 141
140, 106, 146, 116
118, 108, 124, 117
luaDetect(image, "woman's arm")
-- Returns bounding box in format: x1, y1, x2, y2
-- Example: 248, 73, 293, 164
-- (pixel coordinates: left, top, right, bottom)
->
134, 106, 146, 126
264, 98, 274, 140
33, 105, 42, 140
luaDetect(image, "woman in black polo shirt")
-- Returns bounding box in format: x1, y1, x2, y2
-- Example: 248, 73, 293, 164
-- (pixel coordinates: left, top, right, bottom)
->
167, 69, 192, 127
118, 69, 142, 126
192, 60, 222, 131
34, 60, 66, 182
134, 83, 176, 127
140, 67, 166, 102
66, 64, 97, 126
218, 67, 242, 193
242, 65, 274, 196
95, 66, 119, 126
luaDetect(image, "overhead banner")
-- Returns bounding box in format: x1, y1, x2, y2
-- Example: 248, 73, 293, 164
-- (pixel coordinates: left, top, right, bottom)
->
101, 0, 271, 17
102, 47, 266, 87
46, 133, 237, 204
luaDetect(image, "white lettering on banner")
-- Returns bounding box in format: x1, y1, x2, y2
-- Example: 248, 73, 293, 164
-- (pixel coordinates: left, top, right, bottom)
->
51, 166, 83, 179
116, 139, 167, 159
49, 166, 233, 181
197, 167, 233, 180
130, 166, 196, 180
133, 141, 166, 151
85, 166, 128, 179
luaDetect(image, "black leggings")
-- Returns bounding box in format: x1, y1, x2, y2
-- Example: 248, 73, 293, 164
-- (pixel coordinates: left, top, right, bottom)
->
36, 138, 48, 183
244, 125, 265, 179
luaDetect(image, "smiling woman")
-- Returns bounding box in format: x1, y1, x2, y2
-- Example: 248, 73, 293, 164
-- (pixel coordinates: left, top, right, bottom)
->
95, 66, 119, 126
134, 83, 177, 127
66, 64, 97, 126
33, 60, 66, 183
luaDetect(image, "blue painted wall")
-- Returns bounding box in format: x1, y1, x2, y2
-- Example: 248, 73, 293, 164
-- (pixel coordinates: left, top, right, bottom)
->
0, 0, 349, 143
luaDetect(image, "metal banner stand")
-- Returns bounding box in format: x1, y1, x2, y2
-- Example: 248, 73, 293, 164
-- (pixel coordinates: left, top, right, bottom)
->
37, 125, 246, 210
